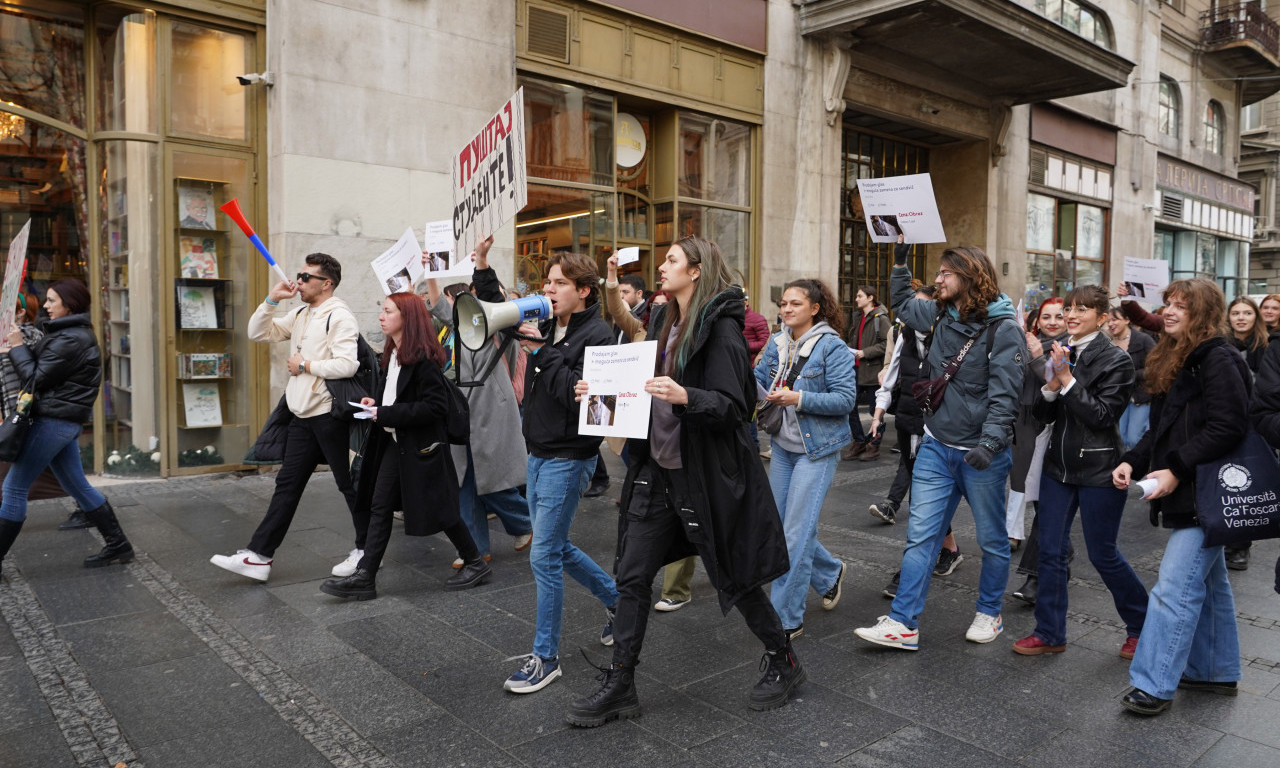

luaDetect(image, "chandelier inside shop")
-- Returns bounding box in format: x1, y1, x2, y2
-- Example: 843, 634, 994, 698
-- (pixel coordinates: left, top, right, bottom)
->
0, 104, 26, 141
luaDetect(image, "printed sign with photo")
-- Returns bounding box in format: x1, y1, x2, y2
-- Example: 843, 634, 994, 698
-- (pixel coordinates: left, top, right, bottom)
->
856, 173, 947, 244
578, 341, 657, 439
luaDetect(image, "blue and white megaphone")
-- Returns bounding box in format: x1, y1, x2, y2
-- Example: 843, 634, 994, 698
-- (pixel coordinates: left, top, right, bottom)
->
454, 293, 552, 350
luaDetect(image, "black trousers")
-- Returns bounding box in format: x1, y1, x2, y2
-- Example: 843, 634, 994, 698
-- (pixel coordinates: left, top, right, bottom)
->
249, 414, 358, 558
592, 448, 610, 484
357, 452, 477, 574
885, 425, 918, 506
610, 461, 785, 668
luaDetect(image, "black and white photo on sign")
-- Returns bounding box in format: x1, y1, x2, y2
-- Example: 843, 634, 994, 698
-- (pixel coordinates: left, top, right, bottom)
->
178, 184, 216, 230
423, 219, 476, 279
578, 341, 657, 439
371, 228, 425, 296
855, 173, 947, 244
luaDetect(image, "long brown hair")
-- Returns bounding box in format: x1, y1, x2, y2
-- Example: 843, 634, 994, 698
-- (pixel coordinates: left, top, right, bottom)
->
1144, 278, 1228, 396
658, 236, 738, 376
1228, 295, 1268, 353
783, 278, 844, 335
381, 292, 446, 368
937, 246, 1000, 322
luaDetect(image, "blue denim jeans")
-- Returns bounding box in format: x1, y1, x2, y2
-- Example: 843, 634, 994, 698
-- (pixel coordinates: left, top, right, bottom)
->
526, 455, 618, 660
890, 435, 1012, 629
1129, 526, 1240, 699
1118, 403, 1150, 452
768, 445, 842, 630
0, 417, 105, 522
1033, 476, 1147, 646
458, 447, 531, 557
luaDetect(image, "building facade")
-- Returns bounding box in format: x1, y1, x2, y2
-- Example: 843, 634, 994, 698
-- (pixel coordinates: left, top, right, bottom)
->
1, 0, 1274, 475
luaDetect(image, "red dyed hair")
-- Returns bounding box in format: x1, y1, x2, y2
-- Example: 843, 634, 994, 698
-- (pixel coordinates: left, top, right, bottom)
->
381, 292, 447, 368
1029, 297, 1064, 336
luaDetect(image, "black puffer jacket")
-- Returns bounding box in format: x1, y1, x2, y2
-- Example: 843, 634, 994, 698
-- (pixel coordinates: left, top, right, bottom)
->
1032, 335, 1134, 488
1121, 337, 1250, 529
7, 313, 101, 422
522, 301, 615, 459
620, 287, 789, 613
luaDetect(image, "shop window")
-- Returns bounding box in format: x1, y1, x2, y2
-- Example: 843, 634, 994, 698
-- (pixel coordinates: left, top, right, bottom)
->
1025, 193, 1109, 307
1205, 100, 1225, 155
523, 79, 613, 187
0, 6, 87, 130
1155, 228, 1250, 298
169, 22, 248, 141
1035, 0, 1114, 48
96, 9, 156, 133
1159, 77, 1181, 139
674, 111, 753, 280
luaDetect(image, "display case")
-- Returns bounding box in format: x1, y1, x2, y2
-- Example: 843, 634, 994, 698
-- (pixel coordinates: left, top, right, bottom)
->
168, 173, 250, 471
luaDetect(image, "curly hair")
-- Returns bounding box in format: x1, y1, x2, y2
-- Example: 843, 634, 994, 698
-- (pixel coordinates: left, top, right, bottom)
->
937, 246, 1000, 321
1145, 278, 1228, 396
783, 278, 844, 335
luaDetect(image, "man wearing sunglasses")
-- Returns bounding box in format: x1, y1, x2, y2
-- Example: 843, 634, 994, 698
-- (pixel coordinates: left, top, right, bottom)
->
211, 253, 361, 582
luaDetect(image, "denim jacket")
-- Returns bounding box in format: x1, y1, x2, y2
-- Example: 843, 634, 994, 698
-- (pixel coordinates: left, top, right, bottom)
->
754, 329, 857, 460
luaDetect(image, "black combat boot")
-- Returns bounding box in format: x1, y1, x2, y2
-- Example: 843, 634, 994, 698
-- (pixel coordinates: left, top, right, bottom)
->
566, 657, 641, 727
0, 518, 24, 569
320, 568, 378, 600
749, 641, 806, 711
82, 501, 134, 567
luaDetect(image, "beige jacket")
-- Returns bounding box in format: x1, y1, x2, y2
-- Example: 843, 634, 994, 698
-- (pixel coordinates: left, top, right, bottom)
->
248, 296, 359, 418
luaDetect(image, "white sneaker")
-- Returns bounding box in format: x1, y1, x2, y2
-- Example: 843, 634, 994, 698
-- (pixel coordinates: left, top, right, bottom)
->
332, 548, 363, 577
210, 550, 272, 582
653, 597, 690, 612
854, 615, 919, 651
965, 612, 1003, 643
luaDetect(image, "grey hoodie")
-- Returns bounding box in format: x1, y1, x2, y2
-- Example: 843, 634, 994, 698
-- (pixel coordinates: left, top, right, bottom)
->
771, 321, 841, 454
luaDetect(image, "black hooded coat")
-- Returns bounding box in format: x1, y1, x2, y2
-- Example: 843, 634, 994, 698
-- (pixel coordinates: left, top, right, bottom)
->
618, 286, 790, 613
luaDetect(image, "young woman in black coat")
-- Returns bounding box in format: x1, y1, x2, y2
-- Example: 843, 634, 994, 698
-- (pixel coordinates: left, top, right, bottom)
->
320, 292, 487, 600
1012, 285, 1145, 659
1113, 278, 1249, 716
566, 236, 803, 727
1227, 296, 1268, 374
0, 279, 132, 569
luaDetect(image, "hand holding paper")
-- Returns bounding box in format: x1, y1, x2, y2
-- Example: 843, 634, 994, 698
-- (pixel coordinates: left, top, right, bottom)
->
349, 401, 377, 420
615, 246, 640, 266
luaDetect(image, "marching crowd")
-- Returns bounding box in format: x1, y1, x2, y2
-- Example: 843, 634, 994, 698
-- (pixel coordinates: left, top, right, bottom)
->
0, 232, 1278, 727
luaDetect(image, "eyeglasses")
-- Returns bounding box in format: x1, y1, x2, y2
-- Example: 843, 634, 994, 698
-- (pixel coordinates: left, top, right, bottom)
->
296, 272, 331, 284
935, 269, 955, 279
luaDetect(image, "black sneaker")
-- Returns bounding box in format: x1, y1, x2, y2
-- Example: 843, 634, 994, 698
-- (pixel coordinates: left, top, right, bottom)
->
933, 548, 964, 577
785, 625, 803, 642
1012, 576, 1037, 605
869, 501, 897, 525
882, 572, 899, 599
749, 643, 806, 711
566, 655, 641, 727
1226, 548, 1250, 571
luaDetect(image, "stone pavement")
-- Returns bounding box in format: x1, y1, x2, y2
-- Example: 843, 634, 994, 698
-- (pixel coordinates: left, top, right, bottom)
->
3, 440, 1280, 768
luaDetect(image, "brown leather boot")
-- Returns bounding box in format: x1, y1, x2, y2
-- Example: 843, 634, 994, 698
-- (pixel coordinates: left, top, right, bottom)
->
859, 444, 881, 461
841, 442, 866, 461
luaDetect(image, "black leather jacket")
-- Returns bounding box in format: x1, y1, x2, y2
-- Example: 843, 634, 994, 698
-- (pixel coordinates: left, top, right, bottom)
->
1032, 335, 1134, 488
7, 313, 102, 423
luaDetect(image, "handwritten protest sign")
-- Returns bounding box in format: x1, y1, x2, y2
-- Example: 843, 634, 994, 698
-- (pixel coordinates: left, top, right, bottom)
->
856, 173, 946, 244
579, 341, 658, 439
452, 88, 527, 258
371, 228, 425, 295
0, 220, 31, 335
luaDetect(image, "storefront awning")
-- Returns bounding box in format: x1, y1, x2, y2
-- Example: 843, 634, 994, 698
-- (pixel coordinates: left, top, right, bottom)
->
798, 0, 1135, 105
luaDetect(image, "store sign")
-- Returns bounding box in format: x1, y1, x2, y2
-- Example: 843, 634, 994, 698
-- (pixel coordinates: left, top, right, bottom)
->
452, 88, 528, 257
1156, 155, 1254, 212
616, 113, 646, 168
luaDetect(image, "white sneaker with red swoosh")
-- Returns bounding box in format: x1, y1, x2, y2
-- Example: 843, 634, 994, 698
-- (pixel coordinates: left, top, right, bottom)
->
854, 615, 920, 651
210, 550, 272, 582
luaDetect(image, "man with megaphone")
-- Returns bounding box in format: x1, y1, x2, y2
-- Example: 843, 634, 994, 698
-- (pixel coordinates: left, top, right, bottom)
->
421, 236, 533, 572
502, 252, 620, 695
